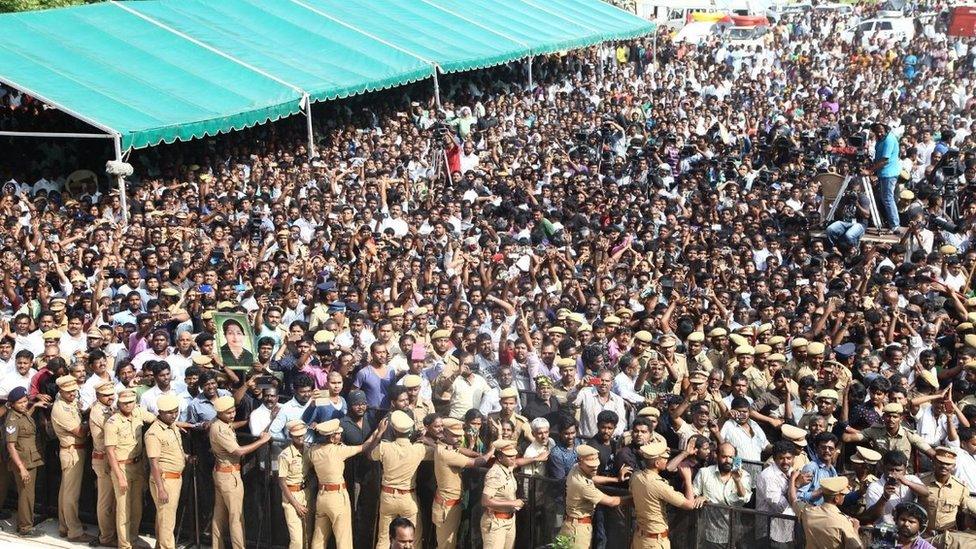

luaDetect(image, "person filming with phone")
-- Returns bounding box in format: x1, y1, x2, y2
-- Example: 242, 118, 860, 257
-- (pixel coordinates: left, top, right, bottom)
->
692, 442, 752, 548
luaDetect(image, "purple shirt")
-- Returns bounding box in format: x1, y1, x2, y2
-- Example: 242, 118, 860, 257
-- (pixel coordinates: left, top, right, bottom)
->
300, 362, 329, 390
354, 366, 395, 409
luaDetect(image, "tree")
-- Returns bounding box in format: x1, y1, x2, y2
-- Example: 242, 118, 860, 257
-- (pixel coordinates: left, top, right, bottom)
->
0, 0, 97, 14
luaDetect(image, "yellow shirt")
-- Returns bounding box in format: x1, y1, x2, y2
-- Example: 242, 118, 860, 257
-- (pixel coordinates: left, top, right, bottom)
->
309, 443, 360, 485
433, 443, 471, 499
209, 420, 241, 467
103, 407, 155, 461
631, 469, 686, 535
51, 398, 85, 447
144, 420, 186, 474
564, 466, 605, 519
369, 438, 429, 490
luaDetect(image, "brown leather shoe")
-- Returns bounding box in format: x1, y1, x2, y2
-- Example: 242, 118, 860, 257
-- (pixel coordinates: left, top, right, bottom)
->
70, 533, 97, 543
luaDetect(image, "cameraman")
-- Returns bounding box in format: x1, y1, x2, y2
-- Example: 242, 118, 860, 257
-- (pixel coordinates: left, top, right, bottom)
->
826, 179, 870, 252
865, 122, 902, 230
892, 502, 934, 549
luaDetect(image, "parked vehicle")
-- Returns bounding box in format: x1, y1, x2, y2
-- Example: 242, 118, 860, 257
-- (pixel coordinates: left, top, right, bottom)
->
839, 15, 915, 42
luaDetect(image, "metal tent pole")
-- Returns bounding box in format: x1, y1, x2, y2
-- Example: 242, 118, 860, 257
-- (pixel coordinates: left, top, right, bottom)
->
303, 94, 316, 158
652, 27, 658, 67
113, 135, 129, 224
528, 56, 534, 89
433, 66, 442, 108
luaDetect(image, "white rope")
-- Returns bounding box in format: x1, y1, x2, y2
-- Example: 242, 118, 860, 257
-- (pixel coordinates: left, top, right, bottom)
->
110, 1, 308, 97
0, 131, 115, 139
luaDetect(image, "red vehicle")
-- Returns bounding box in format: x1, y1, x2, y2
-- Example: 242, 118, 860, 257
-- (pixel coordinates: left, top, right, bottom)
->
948, 6, 976, 37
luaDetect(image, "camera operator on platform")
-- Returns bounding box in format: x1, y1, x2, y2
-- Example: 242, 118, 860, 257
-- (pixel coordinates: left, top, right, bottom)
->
865, 122, 902, 231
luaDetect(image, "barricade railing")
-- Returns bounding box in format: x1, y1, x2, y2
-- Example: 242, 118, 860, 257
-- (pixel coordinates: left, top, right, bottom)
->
25, 430, 804, 549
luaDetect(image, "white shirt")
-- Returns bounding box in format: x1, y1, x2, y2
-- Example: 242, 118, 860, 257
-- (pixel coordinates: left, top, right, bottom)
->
140, 384, 189, 418
573, 388, 627, 439
166, 352, 192, 384
334, 329, 376, 351
447, 373, 490, 420
720, 419, 769, 462
0, 369, 36, 399
80, 372, 116, 411
948, 439, 976, 492
864, 474, 921, 527
59, 333, 87, 358
249, 404, 277, 437
693, 465, 753, 544
613, 371, 645, 405
756, 464, 796, 543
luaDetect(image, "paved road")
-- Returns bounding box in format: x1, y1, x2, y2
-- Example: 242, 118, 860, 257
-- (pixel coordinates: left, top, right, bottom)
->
0, 517, 159, 548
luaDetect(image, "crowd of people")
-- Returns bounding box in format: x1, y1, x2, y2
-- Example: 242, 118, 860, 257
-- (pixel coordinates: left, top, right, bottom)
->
4, 2, 976, 549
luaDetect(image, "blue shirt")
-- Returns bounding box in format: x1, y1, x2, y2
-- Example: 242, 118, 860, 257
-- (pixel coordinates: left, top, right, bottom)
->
185, 389, 231, 427
799, 456, 838, 504
546, 438, 580, 500
268, 397, 311, 441
875, 131, 901, 178
302, 398, 347, 442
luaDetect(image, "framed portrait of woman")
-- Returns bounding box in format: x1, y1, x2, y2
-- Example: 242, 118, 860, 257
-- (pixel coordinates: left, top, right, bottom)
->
214, 312, 256, 369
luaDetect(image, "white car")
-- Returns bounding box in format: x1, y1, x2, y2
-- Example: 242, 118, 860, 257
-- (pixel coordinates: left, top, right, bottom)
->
725, 25, 769, 54
813, 2, 856, 18
675, 21, 722, 44
840, 16, 915, 43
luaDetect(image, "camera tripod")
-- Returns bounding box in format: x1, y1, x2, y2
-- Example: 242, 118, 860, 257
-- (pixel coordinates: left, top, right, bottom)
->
823, 173, 885, 230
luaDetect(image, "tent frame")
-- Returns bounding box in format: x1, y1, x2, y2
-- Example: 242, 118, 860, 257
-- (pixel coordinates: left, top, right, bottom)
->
0, 0, 651, 221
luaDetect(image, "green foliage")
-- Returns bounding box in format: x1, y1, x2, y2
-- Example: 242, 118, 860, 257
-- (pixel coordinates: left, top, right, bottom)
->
547, 533, 576, 549
0, 0, 99, 14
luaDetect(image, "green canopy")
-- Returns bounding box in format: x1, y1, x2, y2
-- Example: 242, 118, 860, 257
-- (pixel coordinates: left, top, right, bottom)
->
0, 0, 653, 151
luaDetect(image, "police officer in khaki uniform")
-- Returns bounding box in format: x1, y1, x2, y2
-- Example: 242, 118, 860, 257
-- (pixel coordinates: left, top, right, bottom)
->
488, 387, 531, 444
842, 446, 880, 516
433, 418, 488, 549
279, 420, 310, 549
370, 409, 430, 549
4, 386, 44, 537
51, 374, 94, 542
561, 445, 631, 549
146, 394, 186, 549
781, 424, 810, 470
919, 446, 976, 533
210, 395, 271, 549
844, 402, 937, 467
105, 388, 157, 549
788, 475, 862, 549
480, 439, 523, 549
403, 374, 435, 431
309, 417, 385, 549
630, 440, 705, 548
90, 381, 118, 545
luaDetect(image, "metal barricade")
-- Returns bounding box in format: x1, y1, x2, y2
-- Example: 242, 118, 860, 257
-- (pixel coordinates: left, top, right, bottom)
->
25, 430, 803, 549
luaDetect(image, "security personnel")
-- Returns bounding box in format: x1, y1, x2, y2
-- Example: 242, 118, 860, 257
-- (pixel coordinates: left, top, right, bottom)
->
104, 389, 157, 549
279, 420, 310, 549
631, 440, 706, 548
433, 418, 488, 549
789, 475, 862, 549
480, 439, 522, 549
488, 387, 531, 444
210, 395, 271, 549
51, 374, 93, 542
90, 381, 118, 545
919, 446, 976, 533
845, 402, 936, 468
403, 374, 435, 431
842, 446, 880, 516
4, 386, 43, 537
781, 424, 810, 470
309, 417, 384, 549
561, 445, 631, 549
370, 409, 430, 549
145, 393, 186, 549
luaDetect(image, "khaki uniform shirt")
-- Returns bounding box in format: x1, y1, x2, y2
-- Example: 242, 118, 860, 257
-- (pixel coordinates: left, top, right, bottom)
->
564, 466, 605, 519
309, 443, 359, 484
277, 444, 309, 488
104, 407, 155, 461
370, 438, 429, 490
706, 349, 729, 377
89, 403, 115, 453
860, 425, 932, 459
488, 412, 531, 445
631, 469, 686, 535
919, 472, 976, 531
742, 367, 772, 400
434, 443, 471, 500
51, 398, 85, 447
144, 420, 185, 474
482, 462, 517, 507
4, 409, 43, 469
794, 502, 862, 549
410, 398, 436, 430
209, 420, 242, 467
431, 352, 459, 402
